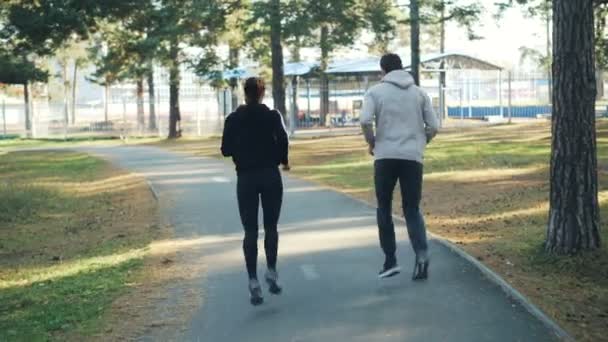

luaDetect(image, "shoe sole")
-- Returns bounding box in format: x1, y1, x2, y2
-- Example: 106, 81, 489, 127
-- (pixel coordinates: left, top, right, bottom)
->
379, 266, 401, 279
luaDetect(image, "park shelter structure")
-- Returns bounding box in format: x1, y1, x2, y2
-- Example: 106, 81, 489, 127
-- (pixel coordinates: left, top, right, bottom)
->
284, 53, 504, 128
220, 53, 513, 129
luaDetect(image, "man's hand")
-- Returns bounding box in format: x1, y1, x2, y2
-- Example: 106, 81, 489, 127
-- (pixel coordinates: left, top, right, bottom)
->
368, 145, 375, 156
282, 164, 291, 171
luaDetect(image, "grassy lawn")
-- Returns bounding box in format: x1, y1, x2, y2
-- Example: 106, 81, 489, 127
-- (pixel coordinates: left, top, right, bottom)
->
0, 151, 163, 341
156, 121, 608, 342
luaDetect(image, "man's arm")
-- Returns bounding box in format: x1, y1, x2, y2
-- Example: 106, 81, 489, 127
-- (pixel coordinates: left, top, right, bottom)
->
360, 92, 376, 150
422, 92, 439, 143
220, 114, 235, 157
273, 110, 290, 167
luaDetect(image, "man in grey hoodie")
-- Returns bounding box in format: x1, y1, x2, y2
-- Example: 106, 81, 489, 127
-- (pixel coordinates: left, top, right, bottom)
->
361, 53, 439, 280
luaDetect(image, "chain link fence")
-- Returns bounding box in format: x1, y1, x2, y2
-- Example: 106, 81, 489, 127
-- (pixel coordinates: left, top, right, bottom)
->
2, 71, 607, 139
1, 83, 224, 139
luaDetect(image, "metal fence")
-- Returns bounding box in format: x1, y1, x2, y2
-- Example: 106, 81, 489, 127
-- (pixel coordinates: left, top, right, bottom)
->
2, 72, 607, 139
444, 71, 554, 120
1, 84, 224, 139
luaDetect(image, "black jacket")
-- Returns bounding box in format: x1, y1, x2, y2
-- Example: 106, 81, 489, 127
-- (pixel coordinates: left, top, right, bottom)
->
221, 104, 289, 172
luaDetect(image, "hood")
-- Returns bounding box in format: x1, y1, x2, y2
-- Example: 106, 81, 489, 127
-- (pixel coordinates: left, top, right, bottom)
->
382, 70, 415, 89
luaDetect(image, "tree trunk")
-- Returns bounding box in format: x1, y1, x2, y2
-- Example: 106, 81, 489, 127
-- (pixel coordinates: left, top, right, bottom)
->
62, 62, 70, 129
410, 0, 421, 86
104, 83, 110, 123
23, 83, 31, 135
320, 25, 330, 126
547, 0, 601, 254
291, 76, 299, 134
597, 67, 605, 99
291, 37, 302, 63
61, 62, 70, 138
168, 40, 181, 139
229, 45, 240, 111
136, 78, 145, 131
270, 0, 287, 117
71, 61, 78, 125
147, 68, 157, 130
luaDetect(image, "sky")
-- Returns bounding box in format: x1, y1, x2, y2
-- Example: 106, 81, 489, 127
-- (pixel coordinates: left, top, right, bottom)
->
443, 2, 548, 69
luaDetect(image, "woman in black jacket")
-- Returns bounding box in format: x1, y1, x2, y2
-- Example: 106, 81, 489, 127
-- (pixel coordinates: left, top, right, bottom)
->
221, 77, 290, 306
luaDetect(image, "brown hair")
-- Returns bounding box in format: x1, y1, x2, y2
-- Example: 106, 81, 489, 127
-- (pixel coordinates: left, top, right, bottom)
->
244, 77, 265, 104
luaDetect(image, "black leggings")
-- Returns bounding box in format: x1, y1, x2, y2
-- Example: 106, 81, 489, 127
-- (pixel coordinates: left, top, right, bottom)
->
237, 168, 283, 280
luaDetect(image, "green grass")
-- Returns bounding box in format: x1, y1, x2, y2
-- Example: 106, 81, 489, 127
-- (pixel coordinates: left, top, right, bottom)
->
1, 259, 143, 342
0, 151, 157, 341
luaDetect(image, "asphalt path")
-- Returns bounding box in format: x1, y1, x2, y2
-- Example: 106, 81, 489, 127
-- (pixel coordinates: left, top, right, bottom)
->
85, 145, 559, 342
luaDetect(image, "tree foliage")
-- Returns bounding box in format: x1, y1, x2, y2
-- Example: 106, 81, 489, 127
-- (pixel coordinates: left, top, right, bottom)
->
0, 0, 139, 55
420, 0, 484, 40
0, 51, 47, 85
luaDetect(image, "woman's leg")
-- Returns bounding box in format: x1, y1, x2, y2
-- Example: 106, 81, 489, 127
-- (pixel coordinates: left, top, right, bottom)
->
237, 173, 260, 280
260, 168, 283, 271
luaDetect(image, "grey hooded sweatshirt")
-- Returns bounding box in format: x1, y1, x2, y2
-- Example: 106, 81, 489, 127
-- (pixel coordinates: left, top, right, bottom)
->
360, 70, 439, 163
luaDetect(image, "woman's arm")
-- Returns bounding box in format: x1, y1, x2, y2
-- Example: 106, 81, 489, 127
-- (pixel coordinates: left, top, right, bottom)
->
220, 115, 235, 157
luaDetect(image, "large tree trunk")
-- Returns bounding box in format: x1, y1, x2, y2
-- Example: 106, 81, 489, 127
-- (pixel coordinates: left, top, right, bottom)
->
546, 0, 601, 254
410, 0, 421, 86
270, 0, 287, 117
229, 45, 240, 111
168, 40, 181, 139
320, 25, 329, 126
147, 69, 157, 131
71, 61, 78, 125
136, 78, 145, 131
23, 83, 31, 135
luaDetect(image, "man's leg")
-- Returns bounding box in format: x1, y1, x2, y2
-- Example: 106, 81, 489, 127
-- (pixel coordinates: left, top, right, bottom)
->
237, 173, 261, 280
374, 159, 399, 275
261, 168, 283, 294
398, 160, 428, 257
398, 160, 429, 280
